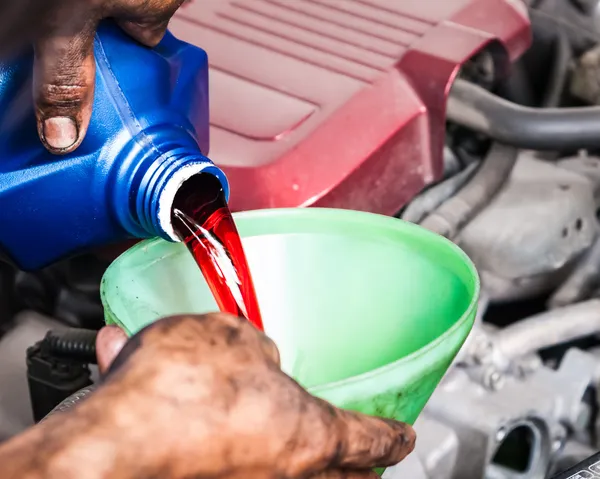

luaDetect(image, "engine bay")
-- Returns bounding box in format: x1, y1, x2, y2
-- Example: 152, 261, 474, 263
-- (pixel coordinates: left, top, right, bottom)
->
4, 0, 600, 477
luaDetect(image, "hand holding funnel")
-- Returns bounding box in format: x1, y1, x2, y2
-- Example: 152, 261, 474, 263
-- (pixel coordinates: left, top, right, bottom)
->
93, 313, 416, 478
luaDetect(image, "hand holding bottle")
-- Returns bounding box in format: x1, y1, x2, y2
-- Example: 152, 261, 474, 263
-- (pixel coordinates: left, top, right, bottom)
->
32, 0, 186, 154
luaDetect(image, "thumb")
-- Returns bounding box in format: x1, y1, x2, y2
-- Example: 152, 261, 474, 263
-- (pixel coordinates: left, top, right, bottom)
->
286, 396, 415, 478
33, 21, 96, 154
96, 325, 129, 375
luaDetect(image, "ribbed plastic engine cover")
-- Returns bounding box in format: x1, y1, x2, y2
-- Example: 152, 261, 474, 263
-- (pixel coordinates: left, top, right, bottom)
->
171, 0, 530, 213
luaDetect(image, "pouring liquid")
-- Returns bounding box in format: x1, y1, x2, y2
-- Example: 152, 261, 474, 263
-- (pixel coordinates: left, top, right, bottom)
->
171, 174, 264, 330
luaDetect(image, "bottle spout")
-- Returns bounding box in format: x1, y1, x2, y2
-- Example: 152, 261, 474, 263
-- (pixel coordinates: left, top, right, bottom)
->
156, 160, 229, 242
120, 149, 229, 243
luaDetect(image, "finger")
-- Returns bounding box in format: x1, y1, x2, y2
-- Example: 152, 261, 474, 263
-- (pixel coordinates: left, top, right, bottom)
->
309, 470, 380, 479
34, 21, 96, 154
96, 325, 129, 375
323, 404, 416, 470
285, 397, 415, 477
117, 18, 171, 47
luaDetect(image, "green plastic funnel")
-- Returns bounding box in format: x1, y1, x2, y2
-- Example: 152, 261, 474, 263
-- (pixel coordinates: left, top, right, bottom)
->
101, 208, 479, 426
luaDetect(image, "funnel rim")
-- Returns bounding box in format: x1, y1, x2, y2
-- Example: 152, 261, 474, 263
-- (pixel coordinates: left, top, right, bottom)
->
101, 207, 480, 393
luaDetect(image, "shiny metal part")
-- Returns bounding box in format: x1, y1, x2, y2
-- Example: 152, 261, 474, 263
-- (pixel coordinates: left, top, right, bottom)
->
386, 291, 600, 478
390, 347, 600, 479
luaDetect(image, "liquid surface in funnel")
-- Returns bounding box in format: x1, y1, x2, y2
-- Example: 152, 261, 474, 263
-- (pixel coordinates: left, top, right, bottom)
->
171, 174, 263, 330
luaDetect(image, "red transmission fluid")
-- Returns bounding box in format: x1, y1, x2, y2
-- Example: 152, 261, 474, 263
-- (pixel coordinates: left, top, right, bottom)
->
171, 174, 264, 331
170, 0, 530, 215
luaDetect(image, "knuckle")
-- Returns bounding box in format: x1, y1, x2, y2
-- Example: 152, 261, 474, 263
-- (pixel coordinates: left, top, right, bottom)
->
37, 82, 87, 110
371, 431, 395, 458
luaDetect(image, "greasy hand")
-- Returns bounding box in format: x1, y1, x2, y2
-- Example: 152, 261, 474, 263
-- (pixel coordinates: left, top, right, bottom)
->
93, 314, 415, 479
34, 0, 184, 154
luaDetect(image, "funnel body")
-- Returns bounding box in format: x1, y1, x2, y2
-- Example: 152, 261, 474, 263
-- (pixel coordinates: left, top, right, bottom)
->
101, 208, 479, 425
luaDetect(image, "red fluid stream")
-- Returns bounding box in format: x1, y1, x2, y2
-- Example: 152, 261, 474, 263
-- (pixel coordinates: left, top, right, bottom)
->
171, 174, 264, 330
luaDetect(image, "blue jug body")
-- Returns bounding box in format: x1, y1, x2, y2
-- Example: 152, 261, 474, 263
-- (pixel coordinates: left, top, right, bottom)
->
0, 22, 228, 271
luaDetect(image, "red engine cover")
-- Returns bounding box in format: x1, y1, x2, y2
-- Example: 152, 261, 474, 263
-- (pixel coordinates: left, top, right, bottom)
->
171, 0, 530, 214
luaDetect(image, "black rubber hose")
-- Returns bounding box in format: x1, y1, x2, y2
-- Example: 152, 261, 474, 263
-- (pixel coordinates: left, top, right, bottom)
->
401, 161, 479, 224
419, 143, 519, 239
447, 79, 600, 150
43, 328, 98, 364
542, 29, 572, 108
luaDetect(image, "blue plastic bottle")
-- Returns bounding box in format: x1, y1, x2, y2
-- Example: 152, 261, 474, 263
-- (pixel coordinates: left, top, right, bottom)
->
0, 21, 228, 271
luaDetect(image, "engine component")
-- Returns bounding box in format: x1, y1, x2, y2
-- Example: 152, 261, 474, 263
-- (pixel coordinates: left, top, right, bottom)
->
448, 79, 600, 151
386, 295, 600, 478
549, 237, 600, 308
458, 151, 600, 302
401, 160, 479, 225
557, 153, 600, 200
169, 0, 530, 214
542, 29, 572, 108
42, 329, 97, 364
0, 263, 16, 334
26, 329, 97, 423
12, 254, 108, 331
0, 312, 64, 441
419, 143, 519, 239
389, 344, 600, 478
571, 44, 600, 104
492, 300, 600, 366
551, 449, 600, 479
531, 0, 600, 55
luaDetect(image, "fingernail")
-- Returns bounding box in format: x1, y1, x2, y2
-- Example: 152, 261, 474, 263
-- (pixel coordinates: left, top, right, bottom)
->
96, 326, 128, 374
43, 117, 78, 150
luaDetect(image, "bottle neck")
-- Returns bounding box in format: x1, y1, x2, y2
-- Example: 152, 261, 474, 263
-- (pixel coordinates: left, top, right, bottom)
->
113, 142, 229, 242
